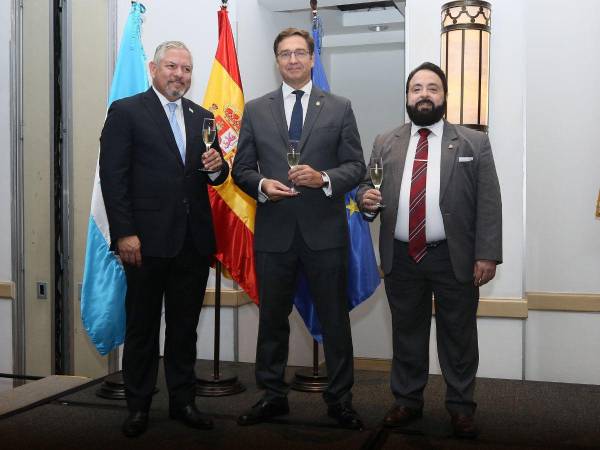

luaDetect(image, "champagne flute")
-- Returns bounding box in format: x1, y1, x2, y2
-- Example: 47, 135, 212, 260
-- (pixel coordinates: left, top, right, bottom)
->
369, 157, 385, 209
287, 140, 300, 194
200, 118, 217, 173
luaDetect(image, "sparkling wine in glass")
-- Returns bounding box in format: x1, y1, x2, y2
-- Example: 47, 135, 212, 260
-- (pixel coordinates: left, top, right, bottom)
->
287, 140, 300, 193
200, 118, 217, 173
369, 157, 385, 209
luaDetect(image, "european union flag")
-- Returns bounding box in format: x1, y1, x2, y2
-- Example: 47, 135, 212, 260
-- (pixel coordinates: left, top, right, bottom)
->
293, 16, 380, 342
311, 17, 330, 93
81, 2, 149, 355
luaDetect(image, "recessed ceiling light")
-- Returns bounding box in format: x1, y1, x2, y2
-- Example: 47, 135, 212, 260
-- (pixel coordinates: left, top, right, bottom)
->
368, 24, 389, 32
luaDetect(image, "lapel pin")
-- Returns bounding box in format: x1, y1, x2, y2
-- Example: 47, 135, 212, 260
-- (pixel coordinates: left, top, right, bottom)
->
316, 101, 321, 106
189, 107, 194, 113
448, 144, 454, 149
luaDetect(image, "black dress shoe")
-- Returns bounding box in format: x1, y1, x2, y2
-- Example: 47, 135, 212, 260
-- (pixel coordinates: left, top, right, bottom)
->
169, 404, 214, 430
237, 399, 289, 426
450, 413, 479, 439
122, 411, 149, 438
383, 405, 423, 428
327, 403, 364, 430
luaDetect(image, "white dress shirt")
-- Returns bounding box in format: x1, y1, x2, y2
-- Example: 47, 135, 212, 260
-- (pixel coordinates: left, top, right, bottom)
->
258, 80, 331, 201
394, 119, 446, 243
282, 80, 311, 128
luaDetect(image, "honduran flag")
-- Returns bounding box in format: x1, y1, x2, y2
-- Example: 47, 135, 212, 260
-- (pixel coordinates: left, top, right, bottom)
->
81, 2, 149, 355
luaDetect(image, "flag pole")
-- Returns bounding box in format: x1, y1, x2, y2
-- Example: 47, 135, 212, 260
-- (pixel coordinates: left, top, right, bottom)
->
196, 261, 245, 396
291, 0, 329, 393
196, 0, 245, 396
92, 1, 157, 401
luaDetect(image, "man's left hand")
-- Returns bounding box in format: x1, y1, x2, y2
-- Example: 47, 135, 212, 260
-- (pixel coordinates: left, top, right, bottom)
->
473, 260, 497, 287
289, 165, 324, 188
202, 148, 224, 172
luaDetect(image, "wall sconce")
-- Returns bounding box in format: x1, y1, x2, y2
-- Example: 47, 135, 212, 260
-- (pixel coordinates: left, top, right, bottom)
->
441, 1, 491, 132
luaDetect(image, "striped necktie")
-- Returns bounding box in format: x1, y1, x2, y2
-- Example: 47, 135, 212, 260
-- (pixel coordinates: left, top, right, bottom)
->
408, 128, 431, 263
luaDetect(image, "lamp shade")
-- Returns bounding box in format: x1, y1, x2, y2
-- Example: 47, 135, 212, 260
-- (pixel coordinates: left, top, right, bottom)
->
441, 1, 491, 132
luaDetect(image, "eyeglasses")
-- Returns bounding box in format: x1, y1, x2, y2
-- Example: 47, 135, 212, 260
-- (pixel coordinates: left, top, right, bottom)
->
277, 49, 311, 61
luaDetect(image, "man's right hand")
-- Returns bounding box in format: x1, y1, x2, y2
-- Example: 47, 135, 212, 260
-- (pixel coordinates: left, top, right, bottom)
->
117, 235, 142, 267
360, 188, 383, 213
261, 179, 298, 202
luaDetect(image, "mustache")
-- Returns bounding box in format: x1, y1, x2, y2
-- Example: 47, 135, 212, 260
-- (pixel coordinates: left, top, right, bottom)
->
416, 99, 434, 108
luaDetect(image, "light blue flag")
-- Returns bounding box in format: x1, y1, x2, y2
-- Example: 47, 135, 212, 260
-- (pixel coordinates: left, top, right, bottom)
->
81, 2, 149, 356
293, 16, 380, 342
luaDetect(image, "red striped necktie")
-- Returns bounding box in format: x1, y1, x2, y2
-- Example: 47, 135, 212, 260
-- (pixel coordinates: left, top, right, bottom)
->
408, 128, 431, 263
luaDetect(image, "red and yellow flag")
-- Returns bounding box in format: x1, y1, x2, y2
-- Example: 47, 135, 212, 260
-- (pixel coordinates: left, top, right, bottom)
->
203, 6, 258, 302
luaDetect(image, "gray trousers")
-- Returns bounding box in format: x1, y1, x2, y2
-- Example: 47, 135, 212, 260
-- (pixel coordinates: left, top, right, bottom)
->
385, 240, 479, 415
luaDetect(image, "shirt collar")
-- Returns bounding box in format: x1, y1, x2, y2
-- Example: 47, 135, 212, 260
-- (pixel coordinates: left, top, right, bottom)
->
152, 85, 183, 109
410, 119, 444, 137
282, 80, 313, 99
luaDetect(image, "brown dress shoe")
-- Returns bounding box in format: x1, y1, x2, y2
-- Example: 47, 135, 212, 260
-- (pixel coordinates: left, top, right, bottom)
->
451, 413, 479, 439
383, 405, 423, 428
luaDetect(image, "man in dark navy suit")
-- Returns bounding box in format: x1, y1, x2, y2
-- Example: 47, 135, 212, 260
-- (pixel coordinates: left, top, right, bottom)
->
100, 41, 228, 437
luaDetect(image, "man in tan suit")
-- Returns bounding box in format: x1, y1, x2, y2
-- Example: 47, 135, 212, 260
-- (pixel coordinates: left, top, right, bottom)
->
358, 62, 502, 438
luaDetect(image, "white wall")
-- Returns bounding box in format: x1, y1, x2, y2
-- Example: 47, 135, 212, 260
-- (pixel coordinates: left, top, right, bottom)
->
406, 0, 600, 384
523, 0, 600, 384
526, 311, 600, 385
1, 0, 14, 379
525, 0, 600, 292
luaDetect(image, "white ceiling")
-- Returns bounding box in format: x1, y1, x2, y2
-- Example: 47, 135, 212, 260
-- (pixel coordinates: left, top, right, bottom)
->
257, 0, 406, 47
258, 0, 399, 11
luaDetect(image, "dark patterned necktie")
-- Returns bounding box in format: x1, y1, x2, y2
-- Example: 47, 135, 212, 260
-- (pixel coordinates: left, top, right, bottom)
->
408, 128, 431, 263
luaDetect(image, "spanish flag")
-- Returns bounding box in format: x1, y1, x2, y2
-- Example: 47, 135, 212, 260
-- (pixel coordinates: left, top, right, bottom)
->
203, 6, 258, 302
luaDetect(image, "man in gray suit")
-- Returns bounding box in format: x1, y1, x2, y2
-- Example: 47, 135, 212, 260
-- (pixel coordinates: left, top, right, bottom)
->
233, 28, 365, 429
358, 62, 502, 438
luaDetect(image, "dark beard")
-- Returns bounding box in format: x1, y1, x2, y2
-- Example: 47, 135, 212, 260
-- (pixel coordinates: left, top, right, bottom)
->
406, 99, 446, 126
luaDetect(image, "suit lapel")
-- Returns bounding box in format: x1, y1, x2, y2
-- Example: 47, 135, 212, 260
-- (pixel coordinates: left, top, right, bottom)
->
298, 86, 325, 152
268, 87, 290, 148
142, 88, 185, 167
388, 124, 411, 212
182, 98, 195, 170
440, 121, 459, 203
